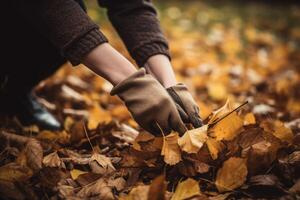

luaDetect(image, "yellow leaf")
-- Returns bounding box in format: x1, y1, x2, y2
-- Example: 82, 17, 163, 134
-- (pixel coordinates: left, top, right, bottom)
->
207, 82, 228, 101
209, 111, 244, 141
197, 101, 213, 120
88, 103, 112, 130
273, 120, 294, 144
70, 169, 87, 180
178, 125, 208, 153
161, 132, 182, 165
208, 99, 233, 124
171, 178, 200, 200
206, 138, 225, 160
121, 185, 150, 200
244, 113, 256, 125
215, 157, 247, 192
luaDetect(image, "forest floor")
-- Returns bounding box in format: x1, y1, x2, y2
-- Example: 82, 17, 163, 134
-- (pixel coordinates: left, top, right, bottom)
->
0, 0, 300, 199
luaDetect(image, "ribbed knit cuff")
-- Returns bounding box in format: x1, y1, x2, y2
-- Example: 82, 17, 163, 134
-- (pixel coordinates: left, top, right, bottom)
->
132, 42, 171, 67
65, 28, 108, 66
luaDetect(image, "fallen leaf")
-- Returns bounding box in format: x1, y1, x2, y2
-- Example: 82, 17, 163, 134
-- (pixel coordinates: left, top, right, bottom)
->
171, 178, 201, 200
161, 132, 182, 165
215, 157, 248, 192
209, 111, 244, 141
246, 140, 277, 175
244, 113, 256, 125
246, 175, 287, 198
206, 138, 225, 160
90, 153, 116, 171
148, 175, 166, 200
261, 120, 294, 144
88, 103, 112, 129
0, 163, 33, 182
70, 169, 87, 180
43, 151, 66, 169
178, 125, 208, 153
77, 178, 115, 199
122, 185, 150, 200
24, 139, 43, 171
208, 99, 233, 124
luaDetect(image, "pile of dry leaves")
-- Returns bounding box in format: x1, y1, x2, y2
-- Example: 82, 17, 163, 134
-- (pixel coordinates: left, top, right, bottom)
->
1, 1, 300, 199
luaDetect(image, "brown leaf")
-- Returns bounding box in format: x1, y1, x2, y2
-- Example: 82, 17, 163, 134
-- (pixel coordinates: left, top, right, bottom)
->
246, 140, 277, 175
43, 151, 66, 169
215, 157, 247, 192
178, 125, 208, 153
24, 139, 43, 172
90, 153, 115, 171
161, 132, 182, 165
247, 175, 287, 198
148, 175, 166, 200
77, 178, 115, 199
0, 163, 32, 182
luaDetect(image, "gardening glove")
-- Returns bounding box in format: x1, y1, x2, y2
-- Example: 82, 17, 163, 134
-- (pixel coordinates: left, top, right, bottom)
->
167, 83, 203, 128
110, 68, 187, 136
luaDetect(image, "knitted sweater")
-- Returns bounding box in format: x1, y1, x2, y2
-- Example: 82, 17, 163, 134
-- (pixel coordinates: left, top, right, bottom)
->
12, 0, 170, 67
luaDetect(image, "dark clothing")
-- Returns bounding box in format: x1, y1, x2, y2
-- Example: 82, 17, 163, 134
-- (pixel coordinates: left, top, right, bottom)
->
5, 0, 170, 67
1, 0, 170, 101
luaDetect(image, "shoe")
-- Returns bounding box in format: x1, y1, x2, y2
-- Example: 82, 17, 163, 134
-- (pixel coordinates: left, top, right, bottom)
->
0, 92, 61, 131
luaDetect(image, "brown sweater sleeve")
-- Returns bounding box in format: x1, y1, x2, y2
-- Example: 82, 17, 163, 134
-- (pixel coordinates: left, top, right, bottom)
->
98, 0, 171, 67
13, 0, 108, 65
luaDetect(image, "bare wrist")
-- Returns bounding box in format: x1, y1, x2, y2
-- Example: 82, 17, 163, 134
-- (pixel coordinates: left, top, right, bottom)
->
82, 43, 137, 86
145, 54, 177, 88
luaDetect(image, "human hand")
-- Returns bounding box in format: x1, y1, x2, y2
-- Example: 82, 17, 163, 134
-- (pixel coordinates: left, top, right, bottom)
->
167, 83, 203, 128
110, 68, 187, 136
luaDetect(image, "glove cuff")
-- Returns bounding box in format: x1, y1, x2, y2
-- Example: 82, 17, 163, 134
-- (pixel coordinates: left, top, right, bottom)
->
110, 68, 146, 96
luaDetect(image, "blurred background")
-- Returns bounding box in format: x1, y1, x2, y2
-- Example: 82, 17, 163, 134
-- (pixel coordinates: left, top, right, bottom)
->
30, 0, 300, 129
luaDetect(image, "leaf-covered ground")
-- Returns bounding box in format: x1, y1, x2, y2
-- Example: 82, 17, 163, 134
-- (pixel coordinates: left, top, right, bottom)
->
1, 1, 300, 199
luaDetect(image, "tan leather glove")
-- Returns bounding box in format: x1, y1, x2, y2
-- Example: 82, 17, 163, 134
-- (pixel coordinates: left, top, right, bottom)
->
167, 83, 203, 128
111, 69, 187, 136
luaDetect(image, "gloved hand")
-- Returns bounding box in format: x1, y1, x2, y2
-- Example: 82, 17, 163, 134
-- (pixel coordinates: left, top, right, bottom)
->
111, 68, 187, 136
166, 83, 203, 128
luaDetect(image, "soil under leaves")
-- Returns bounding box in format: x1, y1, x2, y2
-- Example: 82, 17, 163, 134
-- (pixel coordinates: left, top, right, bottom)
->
1, 1, 300, 199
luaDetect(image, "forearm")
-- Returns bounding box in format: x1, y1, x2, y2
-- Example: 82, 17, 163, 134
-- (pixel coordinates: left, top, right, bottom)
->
145, 54, 177, 88
82, 43, 137, 86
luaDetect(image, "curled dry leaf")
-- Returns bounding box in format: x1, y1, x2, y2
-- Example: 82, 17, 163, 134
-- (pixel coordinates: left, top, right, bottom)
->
24, 139, 43, 172
215, 157, 248, 192
77, 178, 115, 200
161, 132, 182, 165
90, 153, 116, 171
171, 178, 201, 200
43, 151, 66, 169
178, 125, 208, 153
